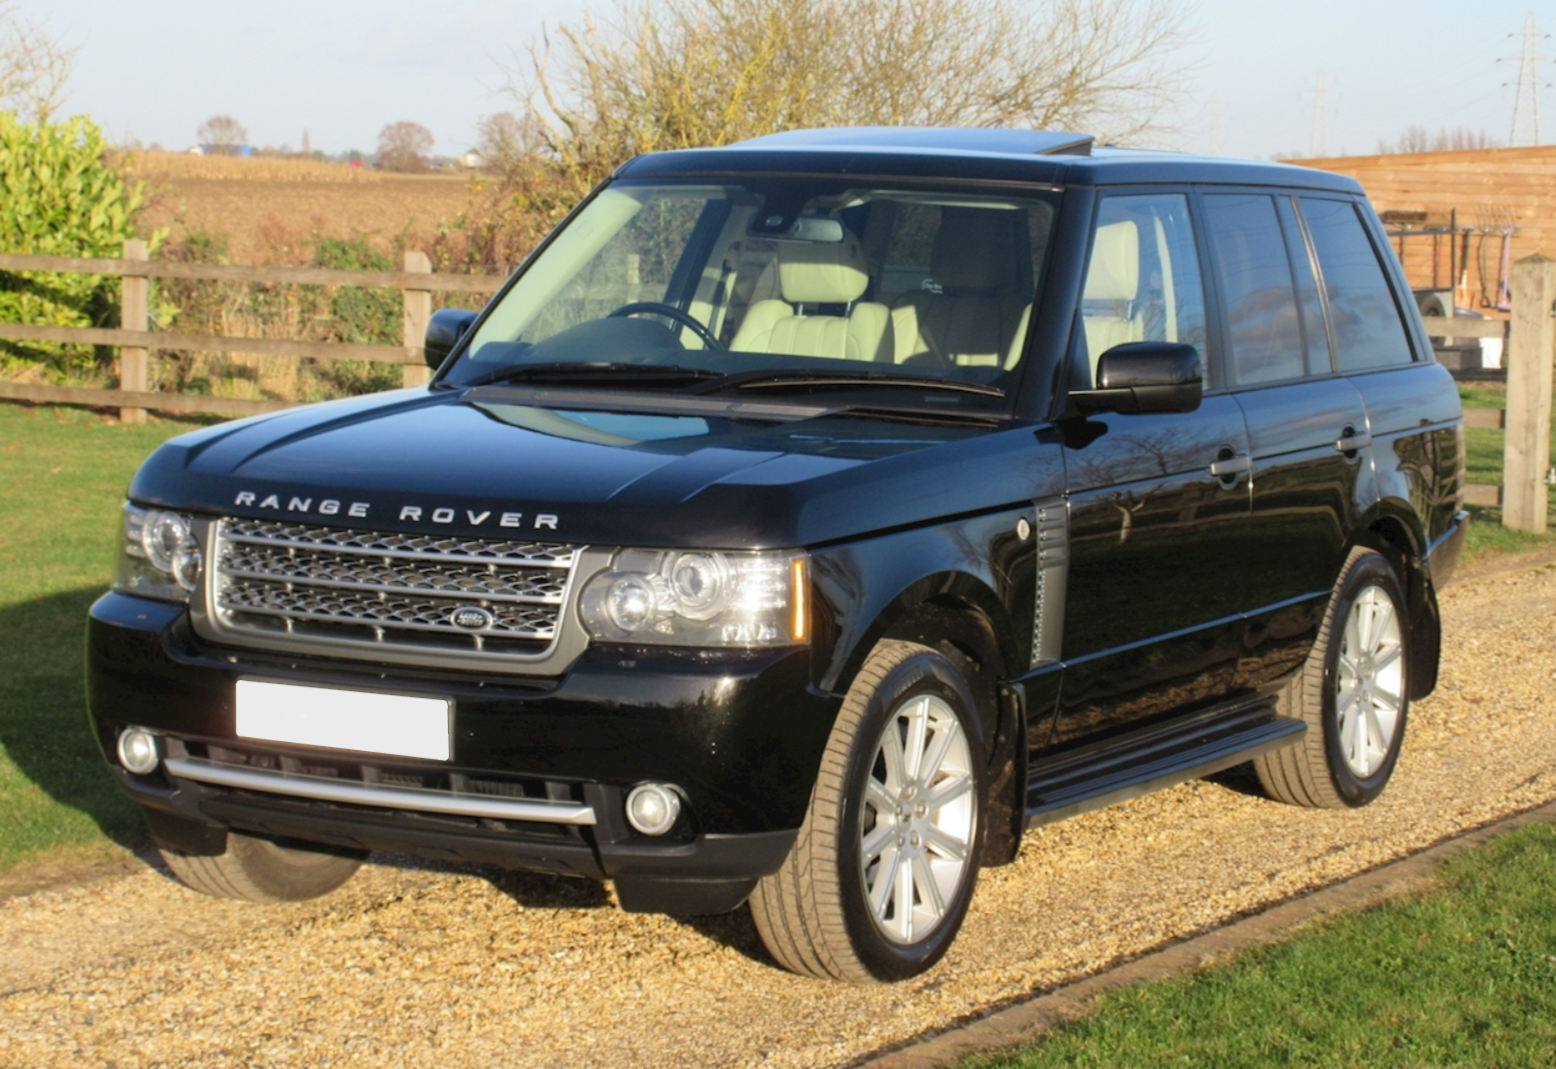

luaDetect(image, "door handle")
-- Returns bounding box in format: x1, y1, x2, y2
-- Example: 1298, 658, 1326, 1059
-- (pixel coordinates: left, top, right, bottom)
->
1333, 427, 1372, 453
1209, 452, 1251, 478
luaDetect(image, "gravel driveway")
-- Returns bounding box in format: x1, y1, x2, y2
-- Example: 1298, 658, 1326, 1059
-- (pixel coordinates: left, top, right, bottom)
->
4, 560, 1554, 1068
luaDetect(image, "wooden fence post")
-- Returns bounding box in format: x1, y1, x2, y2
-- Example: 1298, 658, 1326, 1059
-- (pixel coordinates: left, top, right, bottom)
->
119, 240, 149, 423
1503, 255, 1556, 533
402, 251, 432, 387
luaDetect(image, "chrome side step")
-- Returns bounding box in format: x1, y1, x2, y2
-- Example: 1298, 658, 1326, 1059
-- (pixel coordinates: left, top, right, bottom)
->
164, 756, 598, 826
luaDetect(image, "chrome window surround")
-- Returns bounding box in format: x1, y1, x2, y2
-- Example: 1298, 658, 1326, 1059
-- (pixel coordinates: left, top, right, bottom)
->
190, 517, 612, 675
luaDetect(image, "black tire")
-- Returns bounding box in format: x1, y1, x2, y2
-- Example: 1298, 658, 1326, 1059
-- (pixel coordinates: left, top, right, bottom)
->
751, 640, 986, 982
1255, 548, 1410, 808
160, 831, 366, 903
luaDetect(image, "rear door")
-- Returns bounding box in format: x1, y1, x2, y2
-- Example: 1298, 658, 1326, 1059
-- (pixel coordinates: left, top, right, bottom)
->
1298, 196, 1464, 556
1202, 191, 1372, 692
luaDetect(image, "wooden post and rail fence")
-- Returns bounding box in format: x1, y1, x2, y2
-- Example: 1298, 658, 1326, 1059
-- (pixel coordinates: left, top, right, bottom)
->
1424, 254, 1556, 534
0, 240, 503, 422
1, 246, 1553, 531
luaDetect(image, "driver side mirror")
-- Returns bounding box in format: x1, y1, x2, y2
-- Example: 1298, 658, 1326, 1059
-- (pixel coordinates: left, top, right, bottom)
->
425, 308, 479, 370
1070, 341, 1202, 415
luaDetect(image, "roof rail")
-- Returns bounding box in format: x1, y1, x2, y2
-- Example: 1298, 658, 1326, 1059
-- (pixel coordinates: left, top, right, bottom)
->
732, 127, 1094, 157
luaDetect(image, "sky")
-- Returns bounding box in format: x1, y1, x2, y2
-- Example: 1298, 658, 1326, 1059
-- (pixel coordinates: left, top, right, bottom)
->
15, 0, 1554, 161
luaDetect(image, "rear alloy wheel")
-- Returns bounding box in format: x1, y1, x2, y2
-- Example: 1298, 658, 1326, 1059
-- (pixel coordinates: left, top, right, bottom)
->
1255, 548, 1410, 808
160, 830, 366, 903
751, 640, 985, 982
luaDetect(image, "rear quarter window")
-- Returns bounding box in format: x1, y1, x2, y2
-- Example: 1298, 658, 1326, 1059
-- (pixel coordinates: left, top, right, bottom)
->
1299, 198, 1415, 371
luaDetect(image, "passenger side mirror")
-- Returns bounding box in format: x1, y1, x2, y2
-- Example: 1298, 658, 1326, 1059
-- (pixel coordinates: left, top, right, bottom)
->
1070, 342, 1202, 415
425, 308, 479, 370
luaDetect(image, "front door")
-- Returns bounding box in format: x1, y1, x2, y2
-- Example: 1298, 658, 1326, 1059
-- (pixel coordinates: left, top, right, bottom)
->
1053, 192, 1252, 747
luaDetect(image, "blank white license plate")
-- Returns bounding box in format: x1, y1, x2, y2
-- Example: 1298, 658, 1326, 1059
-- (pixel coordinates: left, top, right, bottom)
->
235, 680, 451, 761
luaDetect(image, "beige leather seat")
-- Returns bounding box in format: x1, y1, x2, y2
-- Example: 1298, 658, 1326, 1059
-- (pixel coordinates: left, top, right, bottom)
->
1080, 220, 1144, 379
729, 235, 893, 361
891, 208, 1032, 368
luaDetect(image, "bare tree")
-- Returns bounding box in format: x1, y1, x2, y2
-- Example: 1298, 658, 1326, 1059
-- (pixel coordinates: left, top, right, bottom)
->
1376, 125, 1502, 155
514, 0, 1196, 189
197, 114, 248, 154
377, 120, 434, 172
476, 110, 545, 166
0, 0, 77, 122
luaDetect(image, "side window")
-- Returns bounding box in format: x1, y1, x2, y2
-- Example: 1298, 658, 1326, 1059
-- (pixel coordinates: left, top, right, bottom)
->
1078, 194, 1207, 386
1203, 193, 1306, 385
1299, 197, 1415, 370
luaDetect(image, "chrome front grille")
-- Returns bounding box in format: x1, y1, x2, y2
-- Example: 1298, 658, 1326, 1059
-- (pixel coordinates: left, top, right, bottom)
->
209, 518, 582, 662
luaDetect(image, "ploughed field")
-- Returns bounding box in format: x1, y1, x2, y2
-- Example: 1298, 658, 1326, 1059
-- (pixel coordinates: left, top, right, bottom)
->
3, 562, 1554, 1068
127, 154, 480, 263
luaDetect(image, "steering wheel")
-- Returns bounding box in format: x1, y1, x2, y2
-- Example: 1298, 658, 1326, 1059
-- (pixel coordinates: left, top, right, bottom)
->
607, 301, 724, 351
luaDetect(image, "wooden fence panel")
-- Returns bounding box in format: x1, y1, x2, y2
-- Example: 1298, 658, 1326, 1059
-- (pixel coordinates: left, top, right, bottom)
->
0, 382, 290, 418
0, 253, 504, 293
0, 322, 420, 364
0, 248, 507, 419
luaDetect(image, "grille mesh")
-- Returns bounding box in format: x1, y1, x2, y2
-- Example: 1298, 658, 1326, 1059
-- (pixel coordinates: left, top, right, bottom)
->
212, 518, 579, 657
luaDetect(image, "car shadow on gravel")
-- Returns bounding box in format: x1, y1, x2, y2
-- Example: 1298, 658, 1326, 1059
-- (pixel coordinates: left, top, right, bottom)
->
666, 907, 773, 963
0, 588, 152, 861
366, 854, 774, 962
366, 853, 775, 961
1202, 761, 1268, 800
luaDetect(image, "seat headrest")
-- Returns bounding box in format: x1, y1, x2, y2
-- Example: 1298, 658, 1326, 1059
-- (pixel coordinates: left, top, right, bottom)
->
778, 234, 870, 305
931, 207, 1018, 292
1083, 221, 1140, 302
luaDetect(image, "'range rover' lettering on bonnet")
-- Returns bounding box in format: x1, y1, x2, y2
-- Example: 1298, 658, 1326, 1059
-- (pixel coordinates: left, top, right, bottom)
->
232, 491, 558, 529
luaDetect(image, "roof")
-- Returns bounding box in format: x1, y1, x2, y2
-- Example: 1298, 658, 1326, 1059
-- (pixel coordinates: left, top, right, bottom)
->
733, 127, 1094, 157
617, 128, 1366, 196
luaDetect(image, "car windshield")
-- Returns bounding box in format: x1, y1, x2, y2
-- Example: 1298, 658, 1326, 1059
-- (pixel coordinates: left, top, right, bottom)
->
445, 177, 1059, 412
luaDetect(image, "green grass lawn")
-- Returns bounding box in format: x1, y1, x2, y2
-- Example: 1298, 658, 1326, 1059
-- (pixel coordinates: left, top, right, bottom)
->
1458, 383, 1556, 560
0, 403, 197, 869
966, 821, 1556, 1069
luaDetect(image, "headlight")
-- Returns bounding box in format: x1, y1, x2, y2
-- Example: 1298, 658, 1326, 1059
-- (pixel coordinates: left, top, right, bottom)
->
580, 549, 808, 647
115, 503, 202, 603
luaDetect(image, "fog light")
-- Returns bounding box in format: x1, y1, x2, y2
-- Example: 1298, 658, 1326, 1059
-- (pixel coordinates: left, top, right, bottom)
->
117, 728, 160, 775
625, 783, 682, 836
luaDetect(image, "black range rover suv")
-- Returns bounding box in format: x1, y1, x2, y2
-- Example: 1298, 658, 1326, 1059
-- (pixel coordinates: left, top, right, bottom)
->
91, 127, 1466, 982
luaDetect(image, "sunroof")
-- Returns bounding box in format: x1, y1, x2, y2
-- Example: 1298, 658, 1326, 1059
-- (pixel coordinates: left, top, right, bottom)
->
733, 127, 1094, 157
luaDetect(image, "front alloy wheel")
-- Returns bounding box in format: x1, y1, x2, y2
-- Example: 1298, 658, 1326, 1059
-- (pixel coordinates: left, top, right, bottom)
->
751, 640, 986, 982
859, 692, 976, 945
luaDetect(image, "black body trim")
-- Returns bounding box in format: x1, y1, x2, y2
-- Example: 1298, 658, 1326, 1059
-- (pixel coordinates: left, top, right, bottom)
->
1025, 700, 1304, 827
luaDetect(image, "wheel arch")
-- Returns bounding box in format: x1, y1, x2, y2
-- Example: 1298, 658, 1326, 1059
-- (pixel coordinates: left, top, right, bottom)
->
1350, 499, 1441, 700
816, 568, 1027, 868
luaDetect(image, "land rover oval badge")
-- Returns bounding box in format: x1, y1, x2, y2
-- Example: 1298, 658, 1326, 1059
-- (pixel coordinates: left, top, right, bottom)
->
450, 606, 496, 631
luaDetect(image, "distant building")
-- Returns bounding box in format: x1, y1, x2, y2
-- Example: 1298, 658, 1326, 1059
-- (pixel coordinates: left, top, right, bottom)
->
1297, 145, 1556, 314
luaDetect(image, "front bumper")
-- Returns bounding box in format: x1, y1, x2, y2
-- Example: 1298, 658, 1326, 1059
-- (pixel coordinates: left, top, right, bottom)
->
89, 592, 834, 910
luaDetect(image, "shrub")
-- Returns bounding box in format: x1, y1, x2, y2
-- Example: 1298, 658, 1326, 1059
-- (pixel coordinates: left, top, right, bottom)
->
0, 112, 152, 379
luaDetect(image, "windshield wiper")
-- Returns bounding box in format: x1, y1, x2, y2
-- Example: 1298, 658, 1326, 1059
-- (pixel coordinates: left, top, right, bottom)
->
466, 361, 724, 389
687, 368, 1006, 398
